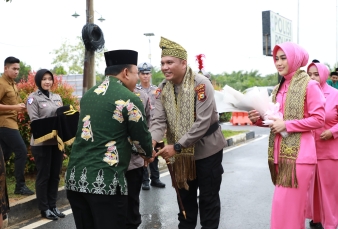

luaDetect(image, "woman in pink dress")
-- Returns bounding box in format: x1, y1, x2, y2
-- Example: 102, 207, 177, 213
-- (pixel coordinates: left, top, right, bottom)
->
248, 42, 325, 229
306, 62, 338, 229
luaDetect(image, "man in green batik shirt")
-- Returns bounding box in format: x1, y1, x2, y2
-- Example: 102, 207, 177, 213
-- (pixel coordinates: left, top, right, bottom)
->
65, 50, 154, 229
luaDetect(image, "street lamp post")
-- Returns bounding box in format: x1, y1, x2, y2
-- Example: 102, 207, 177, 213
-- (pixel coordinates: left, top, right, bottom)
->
144, 33, 154, 84
72, 0, 106, 95
144, 33, 154, 64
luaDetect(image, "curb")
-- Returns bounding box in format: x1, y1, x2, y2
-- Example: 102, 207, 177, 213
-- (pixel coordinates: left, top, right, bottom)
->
8, 130, 255, 226
8, 187, 68, 226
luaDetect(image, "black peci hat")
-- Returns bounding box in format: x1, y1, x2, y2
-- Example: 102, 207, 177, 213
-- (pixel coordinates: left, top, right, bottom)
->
104, 50, 138, 67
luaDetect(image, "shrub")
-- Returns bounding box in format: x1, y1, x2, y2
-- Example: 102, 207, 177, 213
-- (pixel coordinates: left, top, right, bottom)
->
219, 112, 232, 122
6, 72, 79, 175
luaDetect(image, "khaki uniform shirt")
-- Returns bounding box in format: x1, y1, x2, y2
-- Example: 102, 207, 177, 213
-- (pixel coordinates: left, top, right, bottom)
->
128, 89, 151, 171
135, 84, 157, 117
26, 90, 63, 146
150, 72, 227, 160
0, 74, 20, 129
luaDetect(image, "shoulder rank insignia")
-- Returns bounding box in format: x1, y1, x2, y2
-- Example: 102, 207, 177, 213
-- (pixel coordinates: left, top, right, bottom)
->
195, 84, 207, 102
155, 88, 162, 99
27, 97, 34, 105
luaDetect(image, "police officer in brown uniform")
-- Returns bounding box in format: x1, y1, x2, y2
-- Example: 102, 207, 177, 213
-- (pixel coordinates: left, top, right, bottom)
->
125, 89, 151, 229
152, 37, 227, 229
135, 62, 165, 190
0, 57, 34, 195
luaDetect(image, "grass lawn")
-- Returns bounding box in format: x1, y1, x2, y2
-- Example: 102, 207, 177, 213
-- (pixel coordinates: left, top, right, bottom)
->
222, 129, 247, 138
7, 172, 66, 203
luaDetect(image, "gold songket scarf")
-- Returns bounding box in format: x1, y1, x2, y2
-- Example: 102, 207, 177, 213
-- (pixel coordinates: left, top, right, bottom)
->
268, 70, 310, 188
161, 66, 195, 190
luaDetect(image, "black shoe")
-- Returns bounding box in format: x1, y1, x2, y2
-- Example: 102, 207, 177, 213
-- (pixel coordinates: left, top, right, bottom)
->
51, 207, 65, 218
14, 185, 34, 195
142, 182, 150, 190
41, 209, 58, 221
150, 180, 166, 188
309, 220, 323, 229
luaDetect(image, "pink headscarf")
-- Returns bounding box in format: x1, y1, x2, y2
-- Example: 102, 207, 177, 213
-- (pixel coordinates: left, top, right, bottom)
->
307, 62, 330, 87
273, 42, 309, 79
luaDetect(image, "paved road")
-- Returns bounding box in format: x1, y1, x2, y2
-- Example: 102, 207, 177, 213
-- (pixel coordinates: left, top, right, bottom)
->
9, 126, 314, 229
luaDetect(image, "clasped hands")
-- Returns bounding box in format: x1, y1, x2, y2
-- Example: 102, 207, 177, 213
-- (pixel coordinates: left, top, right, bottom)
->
248, 110, 286, 134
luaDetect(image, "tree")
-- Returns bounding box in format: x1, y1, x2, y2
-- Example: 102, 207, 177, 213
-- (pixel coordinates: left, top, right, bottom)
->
16, 61, 32, 83
51, 65, 67, 75
151, 66, 165, 86
50, 36, 105, 76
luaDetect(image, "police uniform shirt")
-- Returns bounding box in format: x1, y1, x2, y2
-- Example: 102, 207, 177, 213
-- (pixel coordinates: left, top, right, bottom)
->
26, 90, 63, 146
127, 89, 151, 171
135, 84, 157, 117
150, 73, 227, 160
65, 77, 152, 195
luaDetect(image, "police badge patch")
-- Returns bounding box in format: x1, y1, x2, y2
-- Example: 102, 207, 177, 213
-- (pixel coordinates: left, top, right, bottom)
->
195, 84, 207, 102
27, 97, 34, 105
155, 88, 162, 99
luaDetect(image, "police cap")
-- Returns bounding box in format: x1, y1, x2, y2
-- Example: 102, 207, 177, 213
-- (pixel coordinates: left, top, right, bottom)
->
138, 62, 152, 73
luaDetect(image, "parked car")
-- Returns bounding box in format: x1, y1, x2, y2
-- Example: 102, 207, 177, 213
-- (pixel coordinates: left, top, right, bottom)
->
243, 86, 274, 96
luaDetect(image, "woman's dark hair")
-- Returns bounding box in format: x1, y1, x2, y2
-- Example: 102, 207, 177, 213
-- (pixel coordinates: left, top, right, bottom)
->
105, 64, 133, 76
4, 56, 20, 66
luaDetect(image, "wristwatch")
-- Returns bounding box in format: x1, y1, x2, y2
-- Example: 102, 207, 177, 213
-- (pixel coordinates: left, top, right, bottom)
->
174, 143, 182, 154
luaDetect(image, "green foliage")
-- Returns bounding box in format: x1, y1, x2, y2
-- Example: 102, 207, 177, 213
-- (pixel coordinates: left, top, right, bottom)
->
15, 61, 32, 83
219, 112, 232, 122
5, 72, 80, 175
151, 66, 165, 86
222, 130, 246, 138
51, 65, 67, 75
210, 70, 278, 91
96, 73, 106, 85
50, 36, 106, 75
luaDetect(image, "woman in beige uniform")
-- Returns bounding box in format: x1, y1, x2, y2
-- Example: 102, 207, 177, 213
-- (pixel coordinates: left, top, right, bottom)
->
26, 69, 65, 221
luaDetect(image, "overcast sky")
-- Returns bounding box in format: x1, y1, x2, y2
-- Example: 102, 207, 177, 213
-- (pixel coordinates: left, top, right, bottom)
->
0, 0, 337, 76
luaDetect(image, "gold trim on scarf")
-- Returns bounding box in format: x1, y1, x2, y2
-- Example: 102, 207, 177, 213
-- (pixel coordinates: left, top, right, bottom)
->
268, 70, 310, 188
33, 130, 58, 145
161, 66, 195, 190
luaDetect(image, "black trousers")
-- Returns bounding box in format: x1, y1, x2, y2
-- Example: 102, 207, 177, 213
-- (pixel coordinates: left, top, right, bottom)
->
125, 167, 143, 229
177, 150, 224, 229
67, 190, 128, 229
0, 127, 27, 187
31, 145, 63, 211
143, 156, 160, 182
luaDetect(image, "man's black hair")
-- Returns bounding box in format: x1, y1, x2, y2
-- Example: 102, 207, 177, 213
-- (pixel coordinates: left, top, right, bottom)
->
330, 72, 338, 77
311, 59, 320, 63
4, 56, 20, 66
105, 64, 133, 76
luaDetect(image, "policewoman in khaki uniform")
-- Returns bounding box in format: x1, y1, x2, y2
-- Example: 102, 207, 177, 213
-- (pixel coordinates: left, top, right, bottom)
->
27, 69, 65, 221
135, 62, 166, 190
152, 37, 227, 229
